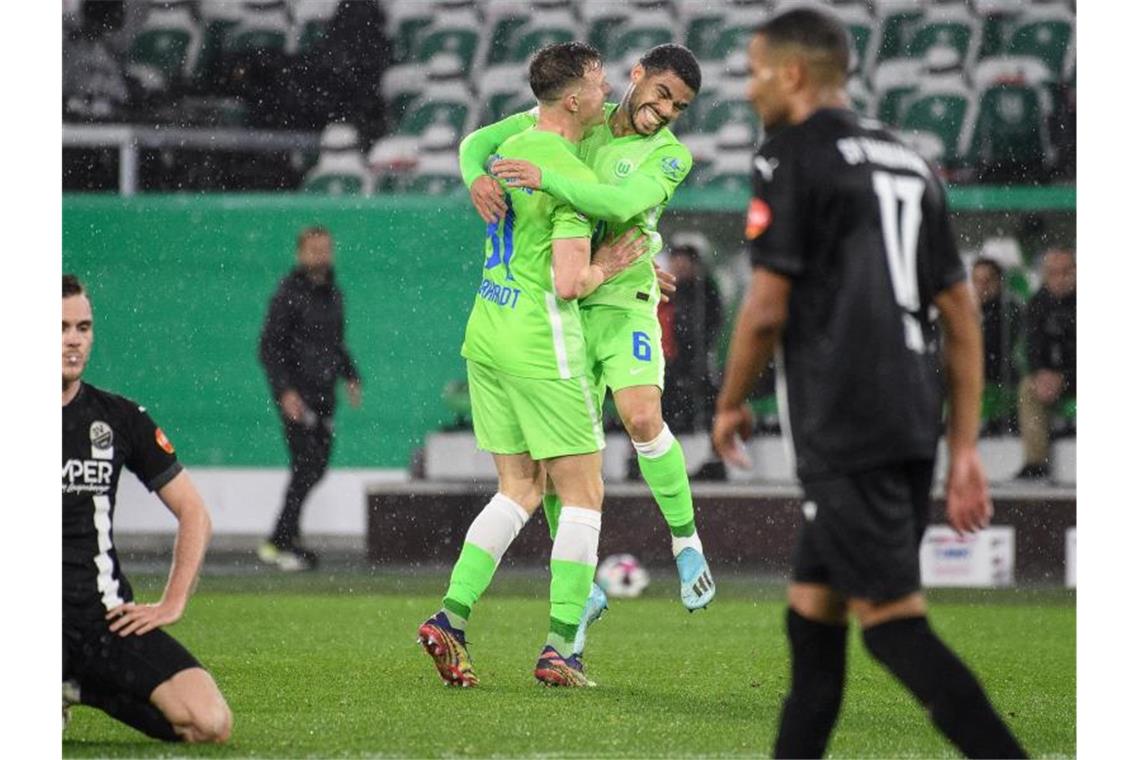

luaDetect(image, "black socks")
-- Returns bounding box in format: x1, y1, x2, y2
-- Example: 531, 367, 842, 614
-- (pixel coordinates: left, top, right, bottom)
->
80, 683, 181, 742
774, 608, 849, 758
862, 616, 1027, 759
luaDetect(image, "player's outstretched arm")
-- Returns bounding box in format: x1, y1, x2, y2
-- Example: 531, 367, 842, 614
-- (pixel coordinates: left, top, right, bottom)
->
712, 268, 792, 468
552, 230, 643, 301
935, 280, 993, 535
106, 471, 212, 637
493, 158, 673, 224
459, 112, 536, 222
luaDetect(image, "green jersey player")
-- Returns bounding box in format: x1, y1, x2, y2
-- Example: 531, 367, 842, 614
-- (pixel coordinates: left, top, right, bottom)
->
418, 42, 645, 689
460, 45, 715, 634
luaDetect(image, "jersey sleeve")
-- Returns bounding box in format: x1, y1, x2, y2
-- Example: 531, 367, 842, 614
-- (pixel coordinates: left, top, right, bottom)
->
123, 402, 183, 492
539, 145, 689, 223
747, 141, 806, 277
550, 202, 593, 240
459, 111, 538, 187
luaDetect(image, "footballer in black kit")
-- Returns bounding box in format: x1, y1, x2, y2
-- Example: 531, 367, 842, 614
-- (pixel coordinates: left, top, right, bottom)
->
62, 274, 231, 744
712, 8, 1026, 759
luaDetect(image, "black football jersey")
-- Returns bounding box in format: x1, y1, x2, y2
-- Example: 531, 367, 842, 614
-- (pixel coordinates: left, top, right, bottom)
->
62, 383, 182, 621
747, 108, 965, 480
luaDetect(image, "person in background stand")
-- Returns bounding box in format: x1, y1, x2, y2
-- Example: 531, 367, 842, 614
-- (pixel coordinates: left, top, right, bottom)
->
971, 257, 1023, 435
258, 226, 362, 570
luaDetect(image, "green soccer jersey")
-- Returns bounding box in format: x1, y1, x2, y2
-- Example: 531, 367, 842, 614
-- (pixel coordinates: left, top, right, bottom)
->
460, 128, 597, 380
459, 103, 693, 312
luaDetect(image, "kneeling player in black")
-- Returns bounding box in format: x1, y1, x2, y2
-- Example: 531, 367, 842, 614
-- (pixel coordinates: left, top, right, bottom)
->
62, 275, 232, 743
712, 9, 1027, 759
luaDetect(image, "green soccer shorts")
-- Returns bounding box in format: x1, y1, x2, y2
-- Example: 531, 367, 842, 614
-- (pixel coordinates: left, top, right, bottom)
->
466, 360, 605, 461
581, 305, 665, 403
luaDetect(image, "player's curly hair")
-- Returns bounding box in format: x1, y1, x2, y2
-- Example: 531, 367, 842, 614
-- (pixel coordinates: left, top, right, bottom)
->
529, 41, 603, 102
63, 273, 85, 298
639, 44, 702, 94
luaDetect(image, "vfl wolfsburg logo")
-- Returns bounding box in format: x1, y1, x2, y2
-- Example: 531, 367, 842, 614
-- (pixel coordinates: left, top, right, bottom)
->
90, 421, 113, 450
614, 158, 633, 178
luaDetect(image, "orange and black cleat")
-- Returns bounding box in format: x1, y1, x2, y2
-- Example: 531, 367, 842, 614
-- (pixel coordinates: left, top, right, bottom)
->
417, 612, 479, 687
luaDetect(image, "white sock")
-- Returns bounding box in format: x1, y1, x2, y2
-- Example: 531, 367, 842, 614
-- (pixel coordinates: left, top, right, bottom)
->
631, 424, 675, 459
465, 492, 531, 567
672, 531, 704, 558
551, 507, 601, 564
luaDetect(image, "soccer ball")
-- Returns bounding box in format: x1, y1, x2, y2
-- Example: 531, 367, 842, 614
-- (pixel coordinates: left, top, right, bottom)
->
596, 553, 650, 598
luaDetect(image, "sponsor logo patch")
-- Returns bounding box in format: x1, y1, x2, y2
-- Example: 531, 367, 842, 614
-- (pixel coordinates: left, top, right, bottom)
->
660, 156, 686, 181
89, 421, 112, 450
745, 198, 772, 240
155, 427, 175, 454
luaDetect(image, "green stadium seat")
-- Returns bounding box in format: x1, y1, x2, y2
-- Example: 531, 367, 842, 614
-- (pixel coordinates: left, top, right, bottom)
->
709, 24, 755, 61
967, 82, 1050, 177
414, 26, 481, 75
476, 64, 531, 124
975, 0, 1023, 60
583, 1, 633, 59
872, 0, 924, 64
128, 3, 201, 88
680, 4, 726, 60
836, 5, 875, 76
847, 78, 873, 119
897, 83, 974, 165
700, 98, 758, 135
482, 0, 534, 66
871, 58, 923, 125
386, 3, 436, 63
608, 19, 675, 62
224, 1, 290, 56
1005, 5, 1074, 78
302, 124, 372, 195
292, 0, 338, 54
509, 23, 578, 63
907, 6, 980, 67
397, 93, 474, 137
193, 0, 243, 85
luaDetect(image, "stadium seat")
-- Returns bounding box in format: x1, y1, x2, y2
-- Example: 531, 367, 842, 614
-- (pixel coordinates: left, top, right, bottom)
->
582, 0, 635, 59
1005, 4, 1074, 78
870, 58, 923, 125
367, 134, 420, 193
833, 4, 875, 76
709, 23, 756, 61
475, 63, 531, 124
193, 0, 243, 85
408, 151, 465, 195
397, 90, 474, 138
966, 79, 1052, 180
127, 1, 202, 89
385, 2, 436, 63
223, 0, 290, 56
975, 0, 1024, 60
907, 5, 980, 67
847, 77, 874, 119
607, 16, 676, 62
872, 0, 925, 65
700, 98, 758, 135
302, 123, 373, 195
508, 18, 579, 63
414, 22, 481, 75
679, 1, 727, 61
291, 0, 338, 54
897, 81, 974, 166
481, 0, 534, 66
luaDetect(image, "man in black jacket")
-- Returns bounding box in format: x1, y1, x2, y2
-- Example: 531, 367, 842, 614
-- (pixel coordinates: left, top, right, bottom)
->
258, 226, 361, 570
1016, 248, 1076, 479
972, 257, 1024, 435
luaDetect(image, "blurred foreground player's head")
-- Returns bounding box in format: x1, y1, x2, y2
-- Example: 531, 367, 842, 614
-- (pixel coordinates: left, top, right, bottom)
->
62, 274, 93, 390
296, 225, 333, 283
619, 44, 702, 136
528, 41, 609, 129
748, 7, 850, 131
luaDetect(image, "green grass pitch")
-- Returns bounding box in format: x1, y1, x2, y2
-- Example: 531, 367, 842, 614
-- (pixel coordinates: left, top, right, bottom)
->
63, 570, 1075, 758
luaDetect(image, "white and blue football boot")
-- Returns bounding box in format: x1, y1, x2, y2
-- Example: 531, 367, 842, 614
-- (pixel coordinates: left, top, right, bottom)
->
571, 582, 609, 657
676, 547, 716, 611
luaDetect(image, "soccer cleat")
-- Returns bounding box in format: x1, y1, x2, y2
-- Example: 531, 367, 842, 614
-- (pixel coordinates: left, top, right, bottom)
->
571, 582, 608, 657
258, 541, 317, 572
676, 547, 716, 611
534, 646, 595, 687
417, 612, 479, 687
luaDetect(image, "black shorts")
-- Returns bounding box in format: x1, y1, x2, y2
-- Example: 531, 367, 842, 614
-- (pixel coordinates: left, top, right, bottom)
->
792, 459, 934, 602
63, 617, 202, 701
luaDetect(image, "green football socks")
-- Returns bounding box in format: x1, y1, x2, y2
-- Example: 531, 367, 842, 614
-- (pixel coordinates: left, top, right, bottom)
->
635, 425, 699, 544
547, 506, 601, 655
440, 493, 530, 630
